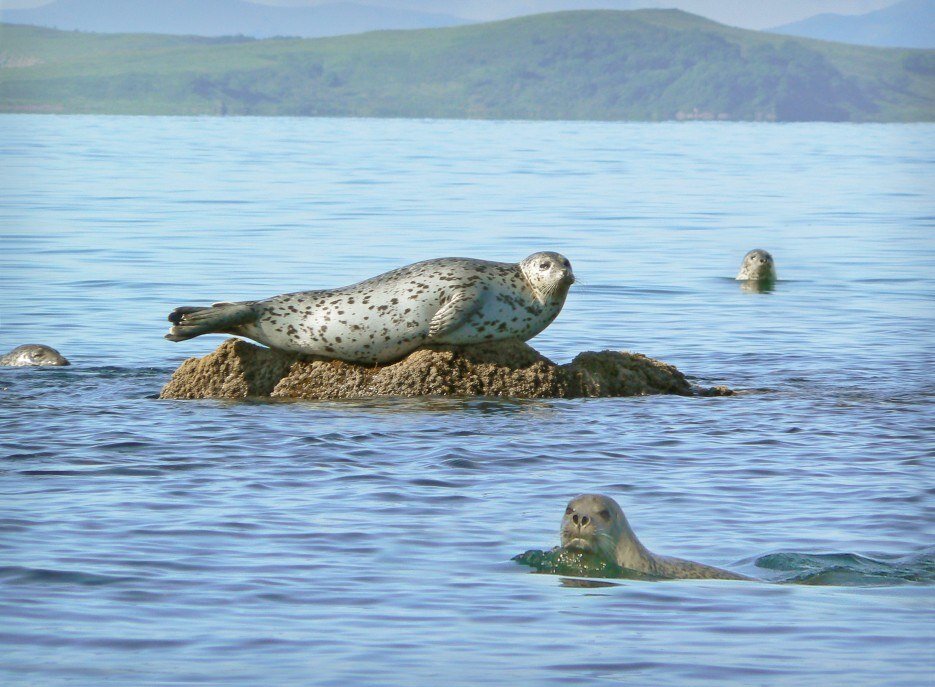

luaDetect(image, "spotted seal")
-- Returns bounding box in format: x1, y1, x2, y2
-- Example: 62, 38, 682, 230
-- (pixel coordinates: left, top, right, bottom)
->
736, 249, 777, 282
0, 344, 70, 367
166, 252, 574, 364
561, 494, 750, 581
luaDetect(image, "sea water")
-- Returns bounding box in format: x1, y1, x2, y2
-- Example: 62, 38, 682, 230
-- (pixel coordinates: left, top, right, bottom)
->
1, 115, 932, 686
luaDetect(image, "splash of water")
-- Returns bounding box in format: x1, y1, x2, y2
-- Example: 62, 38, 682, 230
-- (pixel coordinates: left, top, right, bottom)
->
513, 547, 658, 580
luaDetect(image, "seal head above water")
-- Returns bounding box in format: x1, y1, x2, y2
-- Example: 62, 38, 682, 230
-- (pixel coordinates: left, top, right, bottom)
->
561, 494, 749, 580
0, 344, 70, 367
736, 249, 777, 282
166, 252, 574, 364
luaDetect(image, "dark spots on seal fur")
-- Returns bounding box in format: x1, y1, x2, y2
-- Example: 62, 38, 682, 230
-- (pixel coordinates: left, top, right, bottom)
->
238, 255, 569, 361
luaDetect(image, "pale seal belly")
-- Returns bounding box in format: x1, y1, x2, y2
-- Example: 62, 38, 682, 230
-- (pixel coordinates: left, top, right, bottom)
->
166, 252, 574, 364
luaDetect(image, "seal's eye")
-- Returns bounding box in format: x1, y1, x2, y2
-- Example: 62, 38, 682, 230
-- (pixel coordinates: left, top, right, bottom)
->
597, 509, 611, 520
562, 259, 570, 267
565, 506, 573, 515
539, 261, 551, 270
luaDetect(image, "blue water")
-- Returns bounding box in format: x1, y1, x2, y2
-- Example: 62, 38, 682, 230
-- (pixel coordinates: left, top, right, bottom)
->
1, 115, 933, 686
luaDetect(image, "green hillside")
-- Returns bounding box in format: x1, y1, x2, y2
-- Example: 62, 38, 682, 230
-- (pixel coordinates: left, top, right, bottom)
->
1, 10, 933, 121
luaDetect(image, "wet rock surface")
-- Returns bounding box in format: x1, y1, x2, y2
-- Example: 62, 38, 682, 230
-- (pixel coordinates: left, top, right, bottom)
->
159, 338, 732, 400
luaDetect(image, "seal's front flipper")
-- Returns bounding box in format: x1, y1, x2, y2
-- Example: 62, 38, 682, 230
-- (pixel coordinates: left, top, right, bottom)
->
428, 290, 481, 339
165, 302, 257, 342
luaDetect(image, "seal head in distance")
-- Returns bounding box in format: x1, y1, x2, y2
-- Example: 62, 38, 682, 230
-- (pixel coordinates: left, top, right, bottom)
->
0, 344, 70, 367
736, 249, 777, 282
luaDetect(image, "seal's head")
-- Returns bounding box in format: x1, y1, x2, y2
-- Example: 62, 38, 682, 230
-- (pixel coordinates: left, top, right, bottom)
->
2, 344, 70, 367
736, 249, 776, 282
520, 251, 575, 301
560, 494, 626, 563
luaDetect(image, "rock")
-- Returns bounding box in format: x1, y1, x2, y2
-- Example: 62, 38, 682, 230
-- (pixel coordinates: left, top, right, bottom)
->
568, 350, 692, 397
159, 338, 728, 400
158, 338, 296, 399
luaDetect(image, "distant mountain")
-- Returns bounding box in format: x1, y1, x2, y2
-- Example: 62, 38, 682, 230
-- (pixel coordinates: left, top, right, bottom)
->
0, 0, 469, 38
1, 10, 933, 121
770, 0, 935, 49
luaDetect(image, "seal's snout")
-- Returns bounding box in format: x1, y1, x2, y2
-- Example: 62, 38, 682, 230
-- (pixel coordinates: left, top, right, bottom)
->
561, 504, 598, 552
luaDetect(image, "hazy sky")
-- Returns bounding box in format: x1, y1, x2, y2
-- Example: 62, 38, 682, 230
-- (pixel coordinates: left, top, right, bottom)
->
0, 0, 903, 30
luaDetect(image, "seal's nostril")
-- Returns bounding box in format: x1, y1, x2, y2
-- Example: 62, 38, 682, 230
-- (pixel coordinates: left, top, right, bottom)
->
572, 514, 579, 525
581, 515, 590, 526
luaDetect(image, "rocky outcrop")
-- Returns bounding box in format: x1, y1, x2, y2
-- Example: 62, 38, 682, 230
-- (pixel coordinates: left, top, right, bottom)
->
159, 338, 732, 400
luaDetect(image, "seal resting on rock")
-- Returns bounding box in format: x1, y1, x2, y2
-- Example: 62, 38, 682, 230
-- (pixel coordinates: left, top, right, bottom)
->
0, 344, 70, 367
559, 494, 750, 580
735, 249, 777, 282
166, 252, 574, 364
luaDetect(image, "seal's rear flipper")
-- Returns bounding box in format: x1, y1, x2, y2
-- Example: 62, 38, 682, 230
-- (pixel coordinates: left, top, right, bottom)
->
165, 303, 256, 342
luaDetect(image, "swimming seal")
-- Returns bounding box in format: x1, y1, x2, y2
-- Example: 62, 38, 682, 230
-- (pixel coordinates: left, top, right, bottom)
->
736, 249, 777, 282
0, 344, 70, 367
166, 252, 575, 364
561, 494, 749, 581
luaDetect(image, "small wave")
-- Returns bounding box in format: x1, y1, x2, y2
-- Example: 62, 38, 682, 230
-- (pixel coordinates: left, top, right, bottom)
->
409, 478, 462, 488
852, 277, 929, 284
20, 467, 165, 476
754, 550, 935, 586
66, 279, 121, 287
0, 565, 136, 586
